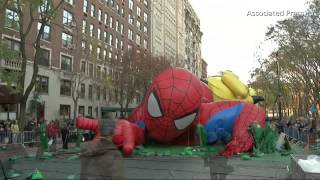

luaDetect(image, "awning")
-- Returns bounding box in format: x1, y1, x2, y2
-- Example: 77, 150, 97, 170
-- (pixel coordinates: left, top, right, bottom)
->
0, 85, 18, 104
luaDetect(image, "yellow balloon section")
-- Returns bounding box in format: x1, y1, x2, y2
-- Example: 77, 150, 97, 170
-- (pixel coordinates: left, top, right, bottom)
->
208, 71, 255, 103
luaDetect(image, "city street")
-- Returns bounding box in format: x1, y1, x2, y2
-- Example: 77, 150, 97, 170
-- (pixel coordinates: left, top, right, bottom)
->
1, 143, 302, 179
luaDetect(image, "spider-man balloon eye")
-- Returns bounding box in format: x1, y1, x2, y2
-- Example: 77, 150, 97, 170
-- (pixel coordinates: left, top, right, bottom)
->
147, 92, 163, 118
174, 112, 197, 130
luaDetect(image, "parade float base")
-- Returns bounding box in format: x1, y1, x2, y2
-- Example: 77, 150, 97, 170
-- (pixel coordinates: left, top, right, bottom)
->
0, 144, 309, 179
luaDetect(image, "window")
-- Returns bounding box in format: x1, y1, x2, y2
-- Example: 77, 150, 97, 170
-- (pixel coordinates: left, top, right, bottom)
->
115, 38, 119, 49
36, 76, 49, 94
80, 61, 86, 73
128, 44, 133, 51
109, 34, 113, 46
62, 32, 73, 48
97, 66, 101, 79
96, 86, 100, 100
65, 0, 74, 5
60, 80, 71, 96
89, 24, 94, 37
120, 40, 123, 50
83, 0, 88, 13
116, 4, 120, 15
129, 0, 133, 10
89, 63, 94, 77
38, 23, 51, 41
128, 14, 133, 25
116, 20, 119, 32
109, 16, 113, 28
108, 52, 112, 59
120, 24, 124, 34
98, 9, 102, 21
136, 34, 141, 45
5, 9, 19, 30
88, 85, 93, 99
128, 29, 133, 41
98, 28, 101, 40
121, 8, 124, 17
97, 47, 101, 59
39, 0, 51, 13
82, 20, 86, 33
88, 106, 92, 117
137, 20, 141, 30
104, 31, 108, 43
103, 49, 106, 60
104, 13, 108, 25
91, 4, 95, 17
143, 25, 148, 33
81, 41, 86, 50
37, 48, 50, 67
80, 84, 85, 98
60, 105, 71, 120
110, 0, 114, 7
3, 37, 20, 51
61, 55, 72, 72
144, 12, 148, 22
103, 88, 107, 100
144, 0, 148, 8
63, 10, 73, 26
89, 44, 92, 53
137, 6, 141, 17
79, 106, 85, 116
144, 39, 147, 49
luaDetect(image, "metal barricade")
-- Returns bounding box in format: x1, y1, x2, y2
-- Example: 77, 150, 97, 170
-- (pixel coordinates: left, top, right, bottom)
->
0, 131, 38, 145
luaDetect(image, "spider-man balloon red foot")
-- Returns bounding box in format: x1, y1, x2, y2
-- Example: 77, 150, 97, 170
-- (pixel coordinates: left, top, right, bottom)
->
76, 67, 266, 157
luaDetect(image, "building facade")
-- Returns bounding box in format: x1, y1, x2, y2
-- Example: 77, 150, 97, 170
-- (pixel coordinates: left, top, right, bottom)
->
150, 0, 203, 78
150, 0, 185, 66
184, 0, 202, 78
0, 0, 151, 121
201, 58, 208, 79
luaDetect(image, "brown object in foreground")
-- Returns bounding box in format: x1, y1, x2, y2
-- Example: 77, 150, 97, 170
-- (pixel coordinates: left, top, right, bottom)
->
80, 137, 124, 180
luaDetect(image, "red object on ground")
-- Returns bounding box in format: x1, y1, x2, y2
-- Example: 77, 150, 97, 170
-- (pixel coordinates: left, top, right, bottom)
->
76, 116, 100, 141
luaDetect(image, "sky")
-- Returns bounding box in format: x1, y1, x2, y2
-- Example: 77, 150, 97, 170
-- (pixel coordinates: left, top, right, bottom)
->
189, 0, 309, 83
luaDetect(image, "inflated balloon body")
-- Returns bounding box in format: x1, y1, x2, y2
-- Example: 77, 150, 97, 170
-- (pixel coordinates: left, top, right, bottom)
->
77, 67, 266, 156
76, 116, 100, 141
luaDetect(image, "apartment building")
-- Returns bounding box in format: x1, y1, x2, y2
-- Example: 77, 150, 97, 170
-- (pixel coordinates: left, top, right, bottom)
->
150, 0, 203, 78
0, 0, 151, 121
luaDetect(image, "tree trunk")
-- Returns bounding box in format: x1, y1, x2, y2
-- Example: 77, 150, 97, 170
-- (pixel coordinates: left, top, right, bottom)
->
18, 100, 27, 130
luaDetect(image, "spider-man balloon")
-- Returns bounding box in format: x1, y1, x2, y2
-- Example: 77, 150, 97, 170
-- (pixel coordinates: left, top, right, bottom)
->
76, 67, 266, 157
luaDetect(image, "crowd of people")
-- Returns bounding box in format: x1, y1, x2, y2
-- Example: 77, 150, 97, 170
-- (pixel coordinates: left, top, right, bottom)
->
0, 119, 72, 150
0, 120, 22, 144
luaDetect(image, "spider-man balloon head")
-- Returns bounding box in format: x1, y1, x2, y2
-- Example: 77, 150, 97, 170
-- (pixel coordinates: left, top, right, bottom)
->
141, 67, 213, 143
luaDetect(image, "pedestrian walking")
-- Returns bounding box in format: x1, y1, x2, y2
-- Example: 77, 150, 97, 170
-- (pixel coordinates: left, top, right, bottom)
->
61, 123, 69, 149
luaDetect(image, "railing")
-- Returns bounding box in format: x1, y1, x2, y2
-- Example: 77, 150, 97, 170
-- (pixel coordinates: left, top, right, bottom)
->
283, 126, 318, 147
0, 131, 38, 145
0, 59, 22, 70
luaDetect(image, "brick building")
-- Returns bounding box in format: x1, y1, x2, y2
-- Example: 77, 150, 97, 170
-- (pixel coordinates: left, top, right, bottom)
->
0, 0, 151, 121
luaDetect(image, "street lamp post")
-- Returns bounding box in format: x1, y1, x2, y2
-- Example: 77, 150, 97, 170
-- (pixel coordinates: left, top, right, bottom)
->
276, 55, 282, 121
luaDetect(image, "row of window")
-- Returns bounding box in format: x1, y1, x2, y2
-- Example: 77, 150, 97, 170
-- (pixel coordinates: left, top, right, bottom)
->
60, 104, 97, 120
36, 75, 109, 102
84, 0, 148, 23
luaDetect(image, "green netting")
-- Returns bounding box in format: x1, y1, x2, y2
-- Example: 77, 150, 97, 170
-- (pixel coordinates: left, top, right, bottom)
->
65, 175, 76, 180
133, 144, 225, 157
249, 122, 277, 156
196, 124, 207, 146
31, 169, 43, 180
68, 155, 79, 160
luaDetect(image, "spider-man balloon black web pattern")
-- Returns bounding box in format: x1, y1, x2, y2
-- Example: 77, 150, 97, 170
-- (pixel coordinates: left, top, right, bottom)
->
76, 67, 266, 157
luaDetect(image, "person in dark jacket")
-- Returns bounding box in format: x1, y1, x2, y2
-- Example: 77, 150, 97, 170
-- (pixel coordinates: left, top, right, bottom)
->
61, 123, 69, 149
